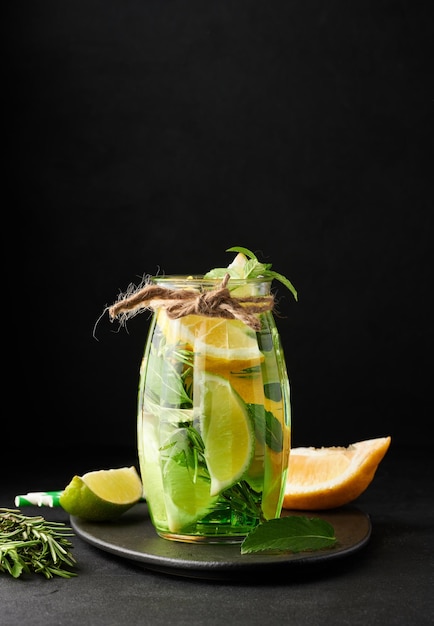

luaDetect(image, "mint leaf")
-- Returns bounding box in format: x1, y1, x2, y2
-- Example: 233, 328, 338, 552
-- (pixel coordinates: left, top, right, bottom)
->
240, 516, 337, 555
226, 246, 259, 259
204, 246, 298, 301
145, 345, 192, 407
263, 382, 282, 402
247, 403, 283, 452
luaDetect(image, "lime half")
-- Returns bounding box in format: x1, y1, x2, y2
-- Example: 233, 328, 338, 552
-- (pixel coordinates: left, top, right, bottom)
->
60, 466, 143, 521
197, 372, 255, 496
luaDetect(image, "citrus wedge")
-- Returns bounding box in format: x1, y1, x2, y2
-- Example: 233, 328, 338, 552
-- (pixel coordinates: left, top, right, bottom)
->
59, 466, 143, 521
162, 456, 219, 532
157, 309, 264, 366
144, 420, 219, 533
283, 436, 391, 510
196, 372, 255, 496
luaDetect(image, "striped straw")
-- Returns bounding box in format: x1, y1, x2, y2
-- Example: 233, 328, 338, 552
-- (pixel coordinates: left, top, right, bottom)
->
14, 491, 147, 508
15, 491, 63, 508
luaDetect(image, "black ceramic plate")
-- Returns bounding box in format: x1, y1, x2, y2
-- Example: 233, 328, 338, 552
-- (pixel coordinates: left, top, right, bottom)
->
71, 503, 371, 581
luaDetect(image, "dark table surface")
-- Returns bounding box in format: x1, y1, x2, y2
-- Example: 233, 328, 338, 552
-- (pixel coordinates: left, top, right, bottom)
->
1, 444, 433, 626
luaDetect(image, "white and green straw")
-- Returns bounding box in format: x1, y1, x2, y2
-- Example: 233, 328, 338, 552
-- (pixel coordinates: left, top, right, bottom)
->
14, 491, 146, 508
15, 491, 63, 508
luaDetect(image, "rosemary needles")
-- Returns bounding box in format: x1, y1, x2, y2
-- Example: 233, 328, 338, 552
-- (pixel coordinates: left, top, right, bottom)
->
0, 508, 77, 579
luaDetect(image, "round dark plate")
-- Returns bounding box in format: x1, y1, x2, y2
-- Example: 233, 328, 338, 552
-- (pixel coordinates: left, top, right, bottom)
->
71, 503, 371, 581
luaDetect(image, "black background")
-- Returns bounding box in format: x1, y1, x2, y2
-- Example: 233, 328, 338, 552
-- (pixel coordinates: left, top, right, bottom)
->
9, 1, 432, 458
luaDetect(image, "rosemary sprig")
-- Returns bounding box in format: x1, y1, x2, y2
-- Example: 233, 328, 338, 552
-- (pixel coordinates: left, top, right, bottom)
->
0, 508, 77, 579
219, 480, 265, 523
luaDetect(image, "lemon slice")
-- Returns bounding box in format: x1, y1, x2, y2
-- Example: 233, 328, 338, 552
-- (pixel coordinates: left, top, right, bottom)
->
157, 310, 264, 366
59, 466, 143, 521
283, 436, 391, 510
196, 372, 255, 496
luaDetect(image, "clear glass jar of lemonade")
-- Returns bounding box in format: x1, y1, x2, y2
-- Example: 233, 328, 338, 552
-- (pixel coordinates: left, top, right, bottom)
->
137, 274, 292, 543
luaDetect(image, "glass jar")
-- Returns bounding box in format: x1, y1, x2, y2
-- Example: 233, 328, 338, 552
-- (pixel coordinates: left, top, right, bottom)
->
137, 276, 291, 543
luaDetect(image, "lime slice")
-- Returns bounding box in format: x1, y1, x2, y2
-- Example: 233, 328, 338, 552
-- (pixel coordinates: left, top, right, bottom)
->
163, 456, 219, 533
59, 466, 143, 521
140, 416, 218, 533
139, 420, 167, 528
140, 460, 167, 527
197, 372, 255, 496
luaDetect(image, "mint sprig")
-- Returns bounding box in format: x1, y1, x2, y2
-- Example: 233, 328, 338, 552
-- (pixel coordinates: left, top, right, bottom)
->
241, 516, 337, 555
204, 246, 298, 301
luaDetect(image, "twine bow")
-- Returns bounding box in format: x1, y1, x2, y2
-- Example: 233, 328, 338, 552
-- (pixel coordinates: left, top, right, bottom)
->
108, 274, 274, 330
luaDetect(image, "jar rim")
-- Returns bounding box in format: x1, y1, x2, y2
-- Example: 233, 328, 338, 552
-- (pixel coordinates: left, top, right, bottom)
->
151, 275, 274, 285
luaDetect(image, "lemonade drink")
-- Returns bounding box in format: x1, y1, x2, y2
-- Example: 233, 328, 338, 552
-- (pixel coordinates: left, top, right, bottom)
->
137, 275, 291, 543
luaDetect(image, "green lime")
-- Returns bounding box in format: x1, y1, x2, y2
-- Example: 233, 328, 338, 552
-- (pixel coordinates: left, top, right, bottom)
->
140, 417, 219, 533
59, 466, 143, 521
139, 419, 170, 529
139, 457, 167, 528
197, 372, 255, 496
163, 456, 219, 533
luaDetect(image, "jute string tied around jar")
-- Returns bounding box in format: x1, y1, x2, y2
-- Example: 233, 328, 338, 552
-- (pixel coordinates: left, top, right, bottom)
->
108, 273, 274, 331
